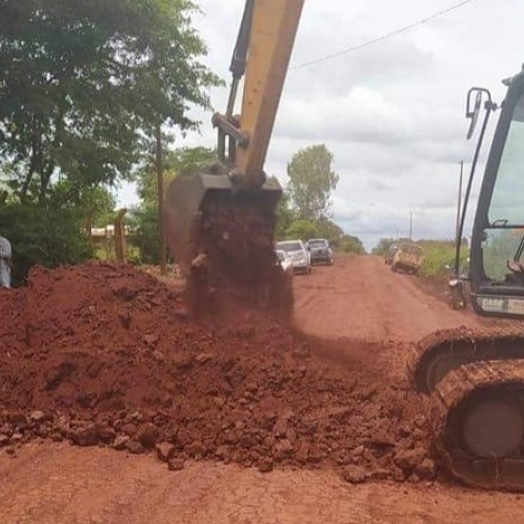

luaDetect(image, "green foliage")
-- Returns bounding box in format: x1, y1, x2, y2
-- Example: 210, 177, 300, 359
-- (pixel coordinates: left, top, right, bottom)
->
275, 211, 366, 254
339, 234, 366, 255
274, 192, 296, 241
0, 203, 92, 285
129, 202, 167, 265
137, 146, 217, 203
49, 181, 117, 231
284, 219, 321, 241
417, 240, 455, 278
132, 146, 217, 263
287, 144, 339, 221
315, 217, 344, 247
0, 0, 222, 203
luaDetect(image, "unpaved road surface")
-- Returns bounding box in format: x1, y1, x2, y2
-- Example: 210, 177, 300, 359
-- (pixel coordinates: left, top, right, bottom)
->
293, 255, 514, 383
2, 255, 523, 524
294, 255, 503, 344
3, 443, 524, 524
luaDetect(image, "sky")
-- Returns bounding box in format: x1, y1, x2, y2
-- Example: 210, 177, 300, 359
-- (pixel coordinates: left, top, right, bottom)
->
117, 0, 524, 250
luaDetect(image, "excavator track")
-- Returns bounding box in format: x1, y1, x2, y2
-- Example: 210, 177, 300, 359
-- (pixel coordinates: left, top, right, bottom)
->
430, 359, 524, 491
407, 324, 524, 490
407, 325, 524, 394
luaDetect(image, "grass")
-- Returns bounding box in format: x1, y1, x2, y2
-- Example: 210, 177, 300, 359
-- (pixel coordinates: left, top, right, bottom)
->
417, 240, 469, 278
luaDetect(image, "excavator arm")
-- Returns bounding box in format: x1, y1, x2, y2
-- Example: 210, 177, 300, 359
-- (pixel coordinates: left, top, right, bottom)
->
163, 0, 304, 314
213, 0, 304, 188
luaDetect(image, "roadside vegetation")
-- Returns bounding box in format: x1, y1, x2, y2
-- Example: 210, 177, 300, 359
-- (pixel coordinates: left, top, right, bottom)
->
0, 0, 221, 281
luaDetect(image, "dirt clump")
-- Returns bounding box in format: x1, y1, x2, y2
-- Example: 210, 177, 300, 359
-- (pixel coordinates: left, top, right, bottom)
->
0, 262, 431, 483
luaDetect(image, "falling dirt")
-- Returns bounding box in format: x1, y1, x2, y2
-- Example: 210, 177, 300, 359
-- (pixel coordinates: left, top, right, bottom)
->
168, 191, 293, 320
0, 260, 432, 483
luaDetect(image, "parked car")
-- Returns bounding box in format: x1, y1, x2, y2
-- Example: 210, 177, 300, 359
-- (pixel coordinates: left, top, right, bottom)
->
391, 242, 424, 275
275, 249, 294, 277
275, 240, 311, 274
306, 238, 333, 265
384, 244, 398, 265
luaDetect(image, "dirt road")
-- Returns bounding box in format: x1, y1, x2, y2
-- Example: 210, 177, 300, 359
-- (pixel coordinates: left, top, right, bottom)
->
2, 255, 523, 523
3, 443, 524, 524
293, 255, 512, 384
294, 255, 502, 344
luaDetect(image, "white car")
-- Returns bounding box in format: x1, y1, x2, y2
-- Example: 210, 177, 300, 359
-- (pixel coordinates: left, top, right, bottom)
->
275, 240, 312, 274
275, 249, 294, 276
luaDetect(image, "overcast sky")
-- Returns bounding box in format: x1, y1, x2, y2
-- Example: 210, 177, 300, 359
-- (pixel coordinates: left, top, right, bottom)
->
118, 0, 524, 250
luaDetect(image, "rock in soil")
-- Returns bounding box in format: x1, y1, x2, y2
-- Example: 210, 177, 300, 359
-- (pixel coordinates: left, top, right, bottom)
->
394, 447, 428, 472
341, 466, 368, 484
138, 423, 159, 449
257, 458, 273, 473
415, 458, 437, 480
168, 458, 185, 472
155, 442, 176, 463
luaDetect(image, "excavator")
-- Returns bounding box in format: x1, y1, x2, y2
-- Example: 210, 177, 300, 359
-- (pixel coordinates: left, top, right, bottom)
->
409, 67, 524, 491
163, 0, 524, 491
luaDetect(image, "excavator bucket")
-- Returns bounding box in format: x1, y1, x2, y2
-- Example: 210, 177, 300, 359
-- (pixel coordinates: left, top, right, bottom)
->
163, 168, 282, 275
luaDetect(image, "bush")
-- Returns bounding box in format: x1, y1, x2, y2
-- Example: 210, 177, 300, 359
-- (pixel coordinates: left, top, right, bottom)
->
339, 234, 366, 254
418, 240, 468, 278
0, 204, 92, 285
129, 203, 168, 265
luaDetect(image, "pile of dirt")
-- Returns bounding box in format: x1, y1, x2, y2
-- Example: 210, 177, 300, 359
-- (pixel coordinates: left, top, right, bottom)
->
0, 262, 434, 483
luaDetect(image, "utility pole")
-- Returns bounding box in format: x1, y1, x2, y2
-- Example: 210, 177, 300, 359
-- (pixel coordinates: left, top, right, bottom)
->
409, 211, 413, 240
455, 160, 464, 244
156, 122, 167, 276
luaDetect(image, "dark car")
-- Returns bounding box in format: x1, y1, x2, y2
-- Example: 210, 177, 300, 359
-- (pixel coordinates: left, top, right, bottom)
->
306, 238, 333, 265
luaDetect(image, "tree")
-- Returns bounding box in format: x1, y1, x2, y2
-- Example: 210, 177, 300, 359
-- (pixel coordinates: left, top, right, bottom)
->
284, 219, 321, 241
274, 192, 296, 240
0, 204, 92, 285
0, 0, 222, 203
49, 181, 116, 234
287, 144, 339, 221
132, 145, 217, 263
136, 146, 217, 203
340, 235, 366, 254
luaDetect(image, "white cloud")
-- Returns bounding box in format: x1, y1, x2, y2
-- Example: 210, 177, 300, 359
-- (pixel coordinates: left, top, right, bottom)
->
118, 0, 524, 250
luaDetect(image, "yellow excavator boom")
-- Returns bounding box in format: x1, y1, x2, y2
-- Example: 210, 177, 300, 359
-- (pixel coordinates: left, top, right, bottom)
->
233, 0, 304, 186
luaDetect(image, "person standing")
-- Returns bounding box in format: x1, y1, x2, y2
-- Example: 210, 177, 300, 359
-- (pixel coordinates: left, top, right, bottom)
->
0, 233, 12, 288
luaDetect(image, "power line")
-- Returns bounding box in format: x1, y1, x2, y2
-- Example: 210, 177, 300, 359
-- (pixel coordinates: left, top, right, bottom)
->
290, 0, 476, 70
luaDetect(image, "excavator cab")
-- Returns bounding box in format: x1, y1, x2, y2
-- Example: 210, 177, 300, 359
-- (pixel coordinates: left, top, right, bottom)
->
163, 0, 304, 277
467, 68, 524, 317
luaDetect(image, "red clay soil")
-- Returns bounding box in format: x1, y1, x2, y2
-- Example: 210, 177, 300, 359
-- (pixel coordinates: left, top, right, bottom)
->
0, 262, 432, 483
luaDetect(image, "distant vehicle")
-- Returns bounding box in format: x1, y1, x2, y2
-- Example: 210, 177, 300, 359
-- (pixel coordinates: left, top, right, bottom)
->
275, 249, 294, 277
306, 238, 333, 265
275, 240, 311, 274
384, 244, 398, 265
391, 242, 424, 275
